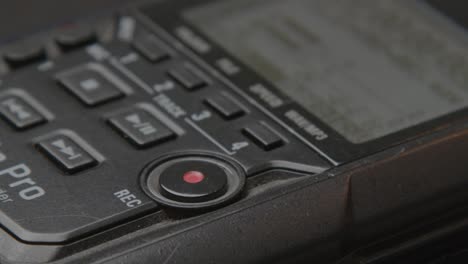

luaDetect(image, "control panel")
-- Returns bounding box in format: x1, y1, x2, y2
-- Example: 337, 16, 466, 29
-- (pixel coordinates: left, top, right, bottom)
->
0, 13, 330, 251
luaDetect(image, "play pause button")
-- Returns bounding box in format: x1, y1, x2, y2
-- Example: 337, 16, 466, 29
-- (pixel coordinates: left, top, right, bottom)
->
108, 107, 176, 148
37, 134, 98, 174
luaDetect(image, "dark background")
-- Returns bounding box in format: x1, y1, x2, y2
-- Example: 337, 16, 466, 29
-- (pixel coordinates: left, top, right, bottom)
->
0, 0, 135, 41
0, 0, 466, 59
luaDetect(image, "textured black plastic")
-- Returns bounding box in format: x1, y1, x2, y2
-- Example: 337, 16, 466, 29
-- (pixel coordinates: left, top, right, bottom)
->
0, 1, 329, 262
1, 1, 468, 264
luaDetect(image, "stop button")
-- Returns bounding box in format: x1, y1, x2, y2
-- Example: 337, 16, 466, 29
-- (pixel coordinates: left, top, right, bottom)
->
142, 154, 245, 209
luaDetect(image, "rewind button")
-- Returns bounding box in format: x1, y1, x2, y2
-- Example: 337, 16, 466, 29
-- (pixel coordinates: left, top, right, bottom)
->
0, 92, 47, 130
37, 134, 98, 174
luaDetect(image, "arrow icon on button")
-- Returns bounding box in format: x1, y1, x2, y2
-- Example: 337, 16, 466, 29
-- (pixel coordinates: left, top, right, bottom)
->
52, 139, 82, 160
125, 114, 142, 125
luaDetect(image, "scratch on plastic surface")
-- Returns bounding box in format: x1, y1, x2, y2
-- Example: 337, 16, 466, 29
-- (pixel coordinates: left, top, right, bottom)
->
162, 244, 180, 264
15, 214, 100, 224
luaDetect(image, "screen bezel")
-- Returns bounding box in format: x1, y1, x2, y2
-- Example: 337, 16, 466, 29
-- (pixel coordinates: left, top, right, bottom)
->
140, 0, 468, 164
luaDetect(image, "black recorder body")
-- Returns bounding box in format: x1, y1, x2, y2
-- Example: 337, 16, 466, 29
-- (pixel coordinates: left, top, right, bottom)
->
1, 0, 468, 263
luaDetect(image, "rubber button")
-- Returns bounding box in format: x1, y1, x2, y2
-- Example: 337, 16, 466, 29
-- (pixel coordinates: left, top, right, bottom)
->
168, 64, 207, 91
56, 26, 97, 51
36, 133, 98, 174
0, 92, 47, 130
108, 107, 176, 148
204, 93, 245, 120
143, 155, 245, 209
3, 44, 46, 68
242, 123, 284, 151
56, 63, 125, 106
132, 31, 170, 63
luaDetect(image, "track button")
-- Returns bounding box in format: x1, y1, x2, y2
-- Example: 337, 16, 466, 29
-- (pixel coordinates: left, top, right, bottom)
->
168, 64, 207, 91
242, 123, 284, 151
204, 93, 245, 120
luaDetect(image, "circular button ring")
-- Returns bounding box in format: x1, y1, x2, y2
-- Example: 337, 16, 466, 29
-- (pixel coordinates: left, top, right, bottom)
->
141, 154, 245, 210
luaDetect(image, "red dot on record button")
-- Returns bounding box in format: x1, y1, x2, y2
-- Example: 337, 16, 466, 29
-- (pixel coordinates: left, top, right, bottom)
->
183, 171, 205, 184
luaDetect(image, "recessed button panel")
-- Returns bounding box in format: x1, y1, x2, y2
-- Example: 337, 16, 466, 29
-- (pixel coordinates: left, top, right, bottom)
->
204, 93, 245, 120
0, 15, 332, 252
132, 31, 170, 63
242, 123, 284, 151
36, 133, 98, 174
56, 63, 125, 106
0, 92, 47, 130
168, 64, 207, 91
108, 107, 176, 148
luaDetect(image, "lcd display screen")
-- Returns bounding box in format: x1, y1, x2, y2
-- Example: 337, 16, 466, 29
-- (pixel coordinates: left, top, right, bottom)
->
185, 0, 468, 143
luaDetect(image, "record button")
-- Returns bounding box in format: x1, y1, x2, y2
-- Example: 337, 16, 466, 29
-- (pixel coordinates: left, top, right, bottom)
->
158, 160, 228, 203
143, 155, 245, 209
